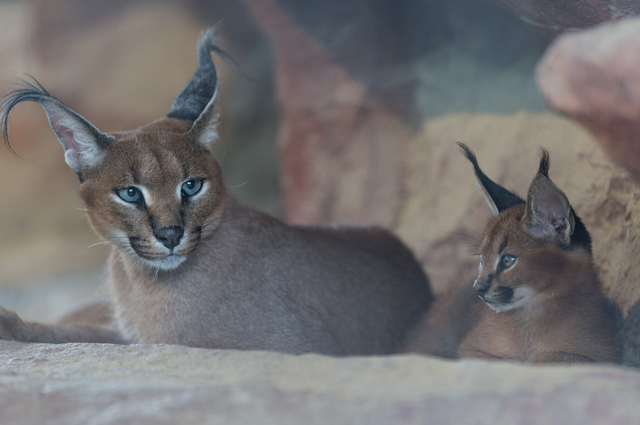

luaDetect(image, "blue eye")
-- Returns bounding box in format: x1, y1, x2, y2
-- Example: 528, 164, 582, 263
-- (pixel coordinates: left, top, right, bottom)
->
118, 187, 141, 203
182, 180, 203, 197
500, 255, 516, 269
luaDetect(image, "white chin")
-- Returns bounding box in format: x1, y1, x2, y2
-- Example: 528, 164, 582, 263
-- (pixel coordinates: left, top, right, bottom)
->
484, 293, 532, 313
485, 302, 516, 313
141, 254, 186, 271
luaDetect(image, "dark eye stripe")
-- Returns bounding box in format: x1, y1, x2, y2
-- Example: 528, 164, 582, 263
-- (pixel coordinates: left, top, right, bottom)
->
498, 236, 509, 254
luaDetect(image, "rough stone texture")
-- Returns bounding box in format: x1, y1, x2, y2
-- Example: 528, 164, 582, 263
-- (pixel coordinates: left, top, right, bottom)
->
1, 341, 639, 425
537, 17, 640, 183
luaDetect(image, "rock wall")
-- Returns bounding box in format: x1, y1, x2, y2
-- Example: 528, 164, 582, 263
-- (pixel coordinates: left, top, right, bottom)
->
241, 0, 640, 316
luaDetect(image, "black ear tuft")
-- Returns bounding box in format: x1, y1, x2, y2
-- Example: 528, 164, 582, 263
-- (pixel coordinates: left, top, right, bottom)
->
457, 142, 525, 214
537, 148, 550, 178
0, 77, 113, 174
0, 78, 54, 153
167, 27, 239, 122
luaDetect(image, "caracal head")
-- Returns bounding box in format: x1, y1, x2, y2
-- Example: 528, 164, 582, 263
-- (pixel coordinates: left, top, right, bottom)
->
0, 28, 227, 271
458, 143, 593, 313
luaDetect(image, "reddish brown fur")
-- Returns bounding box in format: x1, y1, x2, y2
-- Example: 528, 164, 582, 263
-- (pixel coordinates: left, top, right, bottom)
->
457, 205, 621, 363
402, 147, 622, 363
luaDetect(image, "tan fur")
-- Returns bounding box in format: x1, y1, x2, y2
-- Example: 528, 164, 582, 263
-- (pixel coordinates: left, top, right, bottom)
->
0, 99, 431, 355
0, 29, 432, 353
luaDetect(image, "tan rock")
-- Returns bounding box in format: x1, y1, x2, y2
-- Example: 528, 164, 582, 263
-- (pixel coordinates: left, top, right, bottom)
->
537, 17, 640, 181
1, 341, 639, 424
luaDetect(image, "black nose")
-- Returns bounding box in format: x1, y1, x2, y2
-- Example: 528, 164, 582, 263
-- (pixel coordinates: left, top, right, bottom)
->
474, 281, 489, 297
154, 226, 184, 250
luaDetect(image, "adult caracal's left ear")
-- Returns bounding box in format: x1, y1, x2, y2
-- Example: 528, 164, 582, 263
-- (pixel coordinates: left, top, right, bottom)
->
522, 149, 575, 245
0, 78, 114, 178
168, 27, 230, 148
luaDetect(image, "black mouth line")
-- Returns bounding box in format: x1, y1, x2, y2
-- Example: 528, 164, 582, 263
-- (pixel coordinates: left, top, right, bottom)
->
128, 234, 201, 261
128, 239, 167, 261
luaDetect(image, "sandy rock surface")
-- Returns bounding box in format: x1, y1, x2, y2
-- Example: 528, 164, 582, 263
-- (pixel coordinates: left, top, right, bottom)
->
1, 341, 639, 425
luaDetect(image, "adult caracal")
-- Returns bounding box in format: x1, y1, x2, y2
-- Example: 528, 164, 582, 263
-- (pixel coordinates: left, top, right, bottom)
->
404, 144, 621, 363
0, 29, 432, 355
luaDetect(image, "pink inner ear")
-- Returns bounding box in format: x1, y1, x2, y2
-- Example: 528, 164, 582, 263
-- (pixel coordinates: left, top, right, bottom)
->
533, 191, 571, 240
48, 115, 79, 152
538, 194, 567, 222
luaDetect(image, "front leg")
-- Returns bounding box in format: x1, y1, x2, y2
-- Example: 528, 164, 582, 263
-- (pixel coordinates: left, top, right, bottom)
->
530, 351, 595, 364
0, 306, 126, 344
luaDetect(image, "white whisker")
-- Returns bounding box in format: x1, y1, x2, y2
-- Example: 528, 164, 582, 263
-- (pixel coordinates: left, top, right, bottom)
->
229, 181, 248, 189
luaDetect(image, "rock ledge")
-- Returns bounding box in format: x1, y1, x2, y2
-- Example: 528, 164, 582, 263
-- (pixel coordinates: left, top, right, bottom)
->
1, 342, 639, 424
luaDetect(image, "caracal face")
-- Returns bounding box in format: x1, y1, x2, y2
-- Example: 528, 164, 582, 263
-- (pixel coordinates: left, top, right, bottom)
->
80, 119, 225, 271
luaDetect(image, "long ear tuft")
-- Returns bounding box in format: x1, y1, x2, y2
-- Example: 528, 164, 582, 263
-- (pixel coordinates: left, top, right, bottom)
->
168, 27, 242, 147
0, 78, 114, 176
167, 27, 221, 122
537, 148, 550, 178
522, 151, 575, 245
457, 142, 525, 214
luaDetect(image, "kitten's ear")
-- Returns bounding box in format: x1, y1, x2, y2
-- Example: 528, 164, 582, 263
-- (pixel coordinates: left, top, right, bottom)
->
0, 79, 114, 175
522, 149, 575, 245
457, 143, 524, 214
168, 27, 225, 147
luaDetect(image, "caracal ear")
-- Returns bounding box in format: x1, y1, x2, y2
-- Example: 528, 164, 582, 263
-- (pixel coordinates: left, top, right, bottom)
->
522, 150, 575, 245
168, 27, 223, 148
457, 142, 525, 215
0, 78, 114, 176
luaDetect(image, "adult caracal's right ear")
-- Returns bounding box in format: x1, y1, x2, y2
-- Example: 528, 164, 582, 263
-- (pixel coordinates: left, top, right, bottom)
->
0, 78, 114, 178
457, 142, 524, 214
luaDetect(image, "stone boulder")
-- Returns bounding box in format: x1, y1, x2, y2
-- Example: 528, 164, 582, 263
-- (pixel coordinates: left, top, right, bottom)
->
537, 17, 640, 182
1, 341, 640, 424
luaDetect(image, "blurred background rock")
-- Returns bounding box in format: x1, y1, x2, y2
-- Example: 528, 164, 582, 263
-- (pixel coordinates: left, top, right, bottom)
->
1, 0, 640, 325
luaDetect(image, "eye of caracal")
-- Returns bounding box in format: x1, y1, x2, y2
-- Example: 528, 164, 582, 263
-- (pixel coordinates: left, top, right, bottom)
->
181, 179, 203, 197
118, 187, 141, 203
499, 254, 516, 270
